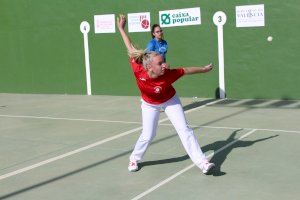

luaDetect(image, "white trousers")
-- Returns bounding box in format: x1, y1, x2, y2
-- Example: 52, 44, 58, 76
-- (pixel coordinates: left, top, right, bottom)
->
130, 95, 207, 168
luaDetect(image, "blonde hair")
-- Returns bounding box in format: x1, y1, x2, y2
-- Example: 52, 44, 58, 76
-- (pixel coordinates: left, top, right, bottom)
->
128, 44, 160, 69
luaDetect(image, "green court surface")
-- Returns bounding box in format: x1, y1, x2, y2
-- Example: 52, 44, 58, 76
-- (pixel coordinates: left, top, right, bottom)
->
0, 94, 299, 200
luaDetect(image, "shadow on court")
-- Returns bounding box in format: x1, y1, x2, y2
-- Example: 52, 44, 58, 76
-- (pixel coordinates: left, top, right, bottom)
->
0, 99, 280, 199
140, 130, 278, 176
203, 130, 279, 176
211, 98, 300, 109
182, 99, 216, 111
0, 130, 279, 199
139, 155, 190, 169
0, 134, 177, 200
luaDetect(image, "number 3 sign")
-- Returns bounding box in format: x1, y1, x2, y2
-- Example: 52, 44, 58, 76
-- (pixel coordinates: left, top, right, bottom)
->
213, 11, 227, 26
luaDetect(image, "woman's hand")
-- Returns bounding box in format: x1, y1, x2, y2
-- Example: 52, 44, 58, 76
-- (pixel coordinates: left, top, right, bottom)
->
117, 14, 126, 30
202, 63, 213, 73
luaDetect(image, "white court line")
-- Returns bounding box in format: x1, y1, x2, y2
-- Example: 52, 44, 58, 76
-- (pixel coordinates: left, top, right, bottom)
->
159, 124, 300, 134
198, 125, 300, 134
1, 114, 298, 134
131, 129, 257, 200
0, 126, 142, 180
1, 113, 298, 134
0, 99, 219, 124
0, 114, 142, 125
0, 99, 224, 181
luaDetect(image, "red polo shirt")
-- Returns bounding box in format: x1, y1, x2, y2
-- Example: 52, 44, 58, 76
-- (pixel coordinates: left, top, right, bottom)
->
130, 58, 184, 104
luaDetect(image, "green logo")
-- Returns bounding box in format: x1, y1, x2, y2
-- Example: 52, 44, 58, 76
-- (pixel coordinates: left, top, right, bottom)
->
161, 14, 171, 24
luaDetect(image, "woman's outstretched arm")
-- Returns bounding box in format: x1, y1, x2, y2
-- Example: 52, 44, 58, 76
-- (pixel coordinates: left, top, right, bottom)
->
117, 14, 134, 54
183, 63, 213, 75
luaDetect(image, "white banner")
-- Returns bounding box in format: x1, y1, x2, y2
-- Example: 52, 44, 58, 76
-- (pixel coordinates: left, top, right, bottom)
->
236, 4, 265, 27
159, 7, 201, 28
94, 14, 115, 33
128, 12, 151, 32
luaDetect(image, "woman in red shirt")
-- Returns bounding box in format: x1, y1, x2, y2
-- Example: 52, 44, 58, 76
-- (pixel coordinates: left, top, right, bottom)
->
117, 14, 215, 174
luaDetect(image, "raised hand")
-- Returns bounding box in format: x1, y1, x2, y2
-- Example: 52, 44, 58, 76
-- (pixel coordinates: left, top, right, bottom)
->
117, 14, 126, 30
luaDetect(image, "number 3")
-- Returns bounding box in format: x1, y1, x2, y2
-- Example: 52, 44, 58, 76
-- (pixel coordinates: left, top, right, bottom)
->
218, 16, 222, 22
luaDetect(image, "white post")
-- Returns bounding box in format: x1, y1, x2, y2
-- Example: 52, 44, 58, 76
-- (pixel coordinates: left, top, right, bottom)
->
213, 12, 227, 99
80, 21, 92, 95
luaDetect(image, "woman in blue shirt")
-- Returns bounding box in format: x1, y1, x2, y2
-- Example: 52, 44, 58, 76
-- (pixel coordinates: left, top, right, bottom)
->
146, 24, 168, 61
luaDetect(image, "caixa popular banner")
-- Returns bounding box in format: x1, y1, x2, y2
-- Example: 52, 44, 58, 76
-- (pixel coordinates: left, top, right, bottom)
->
159, 7, 201, 28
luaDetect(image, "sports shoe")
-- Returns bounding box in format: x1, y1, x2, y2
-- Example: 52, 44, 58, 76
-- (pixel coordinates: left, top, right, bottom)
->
128, 160, 139, 172
199, 160, 215, 174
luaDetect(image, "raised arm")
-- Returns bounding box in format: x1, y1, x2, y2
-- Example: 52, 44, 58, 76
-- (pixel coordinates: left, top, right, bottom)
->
117, 14, 134, 54
183, 63, 213, 75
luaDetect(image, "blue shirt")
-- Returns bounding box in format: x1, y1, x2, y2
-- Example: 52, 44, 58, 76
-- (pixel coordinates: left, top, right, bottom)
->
146, 39, 168, 61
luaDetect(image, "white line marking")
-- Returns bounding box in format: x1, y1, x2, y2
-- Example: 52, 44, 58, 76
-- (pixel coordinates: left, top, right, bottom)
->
0, 99, 221, 124
0, 99, 224, 181
131, 129, 257, 200
198, 125, 300, 134
1, 115, 298, 134
0, 127, 142, 180
159, 124, 300, 134
0, 115, 142, 125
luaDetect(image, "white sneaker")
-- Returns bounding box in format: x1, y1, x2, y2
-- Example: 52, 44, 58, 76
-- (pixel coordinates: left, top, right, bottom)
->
199, 160, 215, 174
128, 160, 139, 172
